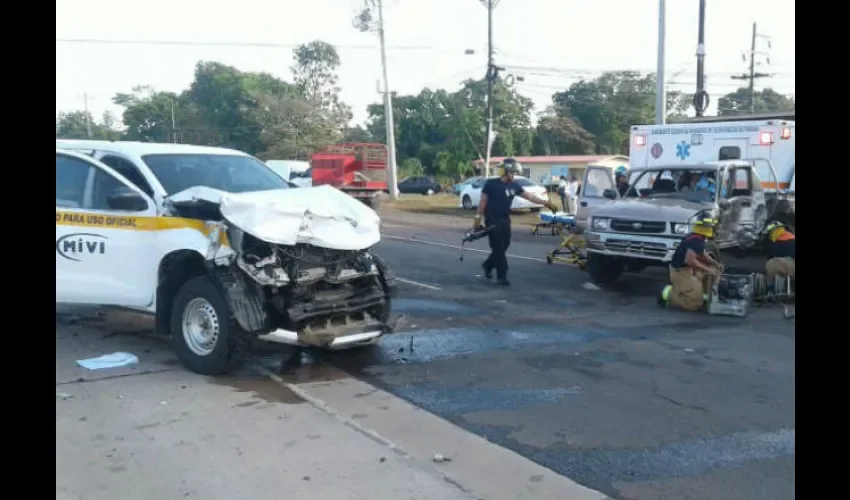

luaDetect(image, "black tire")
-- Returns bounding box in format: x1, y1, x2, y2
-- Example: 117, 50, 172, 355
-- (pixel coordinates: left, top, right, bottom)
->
170, 276, 245, 376
462, 195, 472, 210
363, 197, 380, 210
586, 254, 623, 285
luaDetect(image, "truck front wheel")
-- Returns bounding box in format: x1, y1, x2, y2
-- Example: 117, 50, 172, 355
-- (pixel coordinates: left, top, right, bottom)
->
586, 254, 623, 285
362, 197, 381, 210
170, 276, 245, 376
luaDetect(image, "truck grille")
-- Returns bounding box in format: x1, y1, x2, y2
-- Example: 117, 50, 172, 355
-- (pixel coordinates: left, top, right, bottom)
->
610, 219, 666, 234
604, 239, 667, 258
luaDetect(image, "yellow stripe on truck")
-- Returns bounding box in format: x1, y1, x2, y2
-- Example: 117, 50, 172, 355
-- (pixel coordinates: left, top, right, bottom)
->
56, 210, 231, 246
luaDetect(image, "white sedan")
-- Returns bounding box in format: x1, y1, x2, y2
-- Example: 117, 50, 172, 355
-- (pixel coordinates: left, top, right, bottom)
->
459, 176, 549, 211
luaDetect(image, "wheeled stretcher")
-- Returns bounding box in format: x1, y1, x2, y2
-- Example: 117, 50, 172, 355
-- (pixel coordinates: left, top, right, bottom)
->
535, 213, 588, 270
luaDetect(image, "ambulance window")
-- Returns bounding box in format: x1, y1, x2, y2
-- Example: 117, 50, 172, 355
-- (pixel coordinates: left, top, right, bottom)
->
100, 155, 154, 197
718, 146, 741, 160
56, 154, 91, 208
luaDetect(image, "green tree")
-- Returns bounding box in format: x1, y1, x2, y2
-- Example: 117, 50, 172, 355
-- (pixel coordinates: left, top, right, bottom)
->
112, 86, 186, 142
532, 110, 597, 155
291, 40, 352, 131
56, 110, 120, 140
399, 157, 424, 177
717, 87, 795, 116
552, 71, 658, 154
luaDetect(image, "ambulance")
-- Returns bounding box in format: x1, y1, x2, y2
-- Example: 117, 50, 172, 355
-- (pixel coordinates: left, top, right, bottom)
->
629, 119, 795, 199
576, 118, 795, 284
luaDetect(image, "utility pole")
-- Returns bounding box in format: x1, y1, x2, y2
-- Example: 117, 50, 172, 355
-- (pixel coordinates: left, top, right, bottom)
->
83, 92, 93, 138
731, 23, 771, 113
376, 0, 399, 199
354, 0, 399, 199
693, 0, 709, 117
481, 0, 501, 177
655, 0, 666, 124
170, 99, 178, 143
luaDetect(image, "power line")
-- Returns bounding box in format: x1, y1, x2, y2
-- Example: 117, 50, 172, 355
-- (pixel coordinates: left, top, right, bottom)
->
731, 22, 772, 113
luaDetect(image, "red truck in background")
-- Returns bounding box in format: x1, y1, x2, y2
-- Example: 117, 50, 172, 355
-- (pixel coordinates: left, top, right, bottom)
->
310, 143, 389, 209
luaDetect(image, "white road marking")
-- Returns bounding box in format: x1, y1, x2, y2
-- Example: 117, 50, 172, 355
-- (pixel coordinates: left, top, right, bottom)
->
384, 234, 546, 262
384, 233, 668, 283
395, 276, 442, 291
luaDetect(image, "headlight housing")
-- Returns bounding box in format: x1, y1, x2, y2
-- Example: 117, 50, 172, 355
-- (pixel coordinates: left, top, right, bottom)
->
591, 217, 611, 231
671, 223, 689, 235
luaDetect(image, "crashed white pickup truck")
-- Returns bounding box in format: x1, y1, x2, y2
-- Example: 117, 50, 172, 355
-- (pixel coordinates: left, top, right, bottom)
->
56, 141, 396, 375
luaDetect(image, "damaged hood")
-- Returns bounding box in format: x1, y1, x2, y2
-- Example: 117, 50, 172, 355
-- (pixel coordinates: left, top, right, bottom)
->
166, 185, 381, 250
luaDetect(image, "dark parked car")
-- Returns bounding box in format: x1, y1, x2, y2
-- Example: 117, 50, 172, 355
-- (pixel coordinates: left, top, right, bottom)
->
397, 176, 442, 195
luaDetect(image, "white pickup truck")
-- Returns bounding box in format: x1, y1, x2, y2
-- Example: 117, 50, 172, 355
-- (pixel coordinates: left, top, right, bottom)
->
577, 119, 795, 284
56, 140, 396, 375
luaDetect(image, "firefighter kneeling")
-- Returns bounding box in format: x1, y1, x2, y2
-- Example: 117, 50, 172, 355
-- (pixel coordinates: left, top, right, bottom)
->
658, 217, 724, 311
763, 221, 795, 281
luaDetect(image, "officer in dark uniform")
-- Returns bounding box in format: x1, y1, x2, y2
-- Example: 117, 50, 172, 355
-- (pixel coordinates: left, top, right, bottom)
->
474, 158, 557, 285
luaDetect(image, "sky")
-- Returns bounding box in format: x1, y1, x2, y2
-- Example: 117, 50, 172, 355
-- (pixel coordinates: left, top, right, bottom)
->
56, 0, 795, 128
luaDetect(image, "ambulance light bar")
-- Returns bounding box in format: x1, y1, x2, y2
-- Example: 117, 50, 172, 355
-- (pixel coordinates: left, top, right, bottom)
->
780, 126, 791, 140
759, 131, 775, 145
633, 134, 646, 147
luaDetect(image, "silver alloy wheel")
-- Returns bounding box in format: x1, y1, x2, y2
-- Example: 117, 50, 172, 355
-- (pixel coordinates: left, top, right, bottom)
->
181, 297, 220, 356
462, 196, 472, 209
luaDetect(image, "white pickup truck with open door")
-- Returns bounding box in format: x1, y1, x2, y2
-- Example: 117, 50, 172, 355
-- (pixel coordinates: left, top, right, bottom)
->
577, 119, 795, 284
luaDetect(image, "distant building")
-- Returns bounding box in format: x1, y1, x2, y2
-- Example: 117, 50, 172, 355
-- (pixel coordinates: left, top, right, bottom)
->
472, 155, 630, 187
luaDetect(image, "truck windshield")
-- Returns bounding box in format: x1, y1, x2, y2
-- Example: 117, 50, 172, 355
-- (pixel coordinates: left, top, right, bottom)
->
629, 168, 719, 203
143, 154, 290, 195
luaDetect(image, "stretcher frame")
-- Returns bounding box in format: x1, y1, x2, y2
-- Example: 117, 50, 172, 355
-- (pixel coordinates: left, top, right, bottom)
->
544, 225, 588, 270
530, 221, 565, 236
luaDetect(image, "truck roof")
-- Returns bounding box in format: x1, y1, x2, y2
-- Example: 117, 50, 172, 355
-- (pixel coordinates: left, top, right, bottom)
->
55, 140, 251, 158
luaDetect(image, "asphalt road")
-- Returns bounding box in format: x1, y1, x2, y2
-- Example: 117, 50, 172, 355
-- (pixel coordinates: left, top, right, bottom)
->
56, 208, 795, 500
323, 209, 794, 500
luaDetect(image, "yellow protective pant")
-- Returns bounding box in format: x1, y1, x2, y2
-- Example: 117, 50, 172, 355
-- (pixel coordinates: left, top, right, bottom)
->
667, 267, 708, 312
766, 257, 795, 280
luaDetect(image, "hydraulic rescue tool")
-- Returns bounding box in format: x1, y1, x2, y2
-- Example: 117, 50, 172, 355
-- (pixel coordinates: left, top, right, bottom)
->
459, 226, 494, 261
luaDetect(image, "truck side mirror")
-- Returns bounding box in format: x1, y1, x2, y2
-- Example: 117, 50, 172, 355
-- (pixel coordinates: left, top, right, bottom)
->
603, 188, 617, 200
107, 187, 148, 211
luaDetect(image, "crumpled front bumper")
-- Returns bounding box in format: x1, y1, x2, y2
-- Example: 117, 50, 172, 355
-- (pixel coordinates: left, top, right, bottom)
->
257, 328, 384, 349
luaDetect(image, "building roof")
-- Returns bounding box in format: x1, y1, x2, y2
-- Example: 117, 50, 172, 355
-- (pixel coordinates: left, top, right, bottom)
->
473, 155, 628, 165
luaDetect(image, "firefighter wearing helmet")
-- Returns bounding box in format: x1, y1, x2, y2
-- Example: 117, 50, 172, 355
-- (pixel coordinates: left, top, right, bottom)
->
762, 221, 795, 281
614, 166, 630, 197
658, 216, 725, 311
474, 158, 557, 285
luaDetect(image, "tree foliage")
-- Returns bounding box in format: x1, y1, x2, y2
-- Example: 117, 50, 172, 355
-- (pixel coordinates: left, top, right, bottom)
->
56, 52, 794, 183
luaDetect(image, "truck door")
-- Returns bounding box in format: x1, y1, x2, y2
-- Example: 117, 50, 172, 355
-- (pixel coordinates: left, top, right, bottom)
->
56, 151, 159, 307
576, 166, 617, 230
716, 166, 759, 244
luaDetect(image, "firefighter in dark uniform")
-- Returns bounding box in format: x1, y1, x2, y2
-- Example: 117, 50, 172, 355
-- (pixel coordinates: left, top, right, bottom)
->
475, 158, 557, 285
762, 221, 795, 281
658, 217, 724, 311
